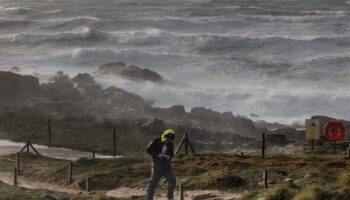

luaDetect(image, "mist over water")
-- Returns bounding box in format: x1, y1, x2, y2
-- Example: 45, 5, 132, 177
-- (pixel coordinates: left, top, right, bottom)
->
1, 0, 350, 124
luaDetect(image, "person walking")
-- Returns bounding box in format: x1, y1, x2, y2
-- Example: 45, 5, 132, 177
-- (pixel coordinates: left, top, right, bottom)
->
146, 129, 176, 200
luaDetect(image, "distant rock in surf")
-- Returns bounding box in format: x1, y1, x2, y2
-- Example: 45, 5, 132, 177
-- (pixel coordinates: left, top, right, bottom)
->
9, 66, 21, 72
95, 62, 162, 82
0, 71, 41, 107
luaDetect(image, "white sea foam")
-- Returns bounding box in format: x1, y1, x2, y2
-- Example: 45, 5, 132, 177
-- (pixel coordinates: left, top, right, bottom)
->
1, 7, 32, 15
2, 0, 350, 124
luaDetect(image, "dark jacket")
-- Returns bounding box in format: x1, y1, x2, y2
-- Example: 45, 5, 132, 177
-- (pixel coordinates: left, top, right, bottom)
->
146, 137, 174, 168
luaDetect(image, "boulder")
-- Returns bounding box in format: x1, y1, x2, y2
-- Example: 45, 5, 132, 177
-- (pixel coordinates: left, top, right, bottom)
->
71, 73, 97, 88
96, 63, 162, 82
120, 65, 162, 82
97, 62, 126, 74
0, 71, 42, 107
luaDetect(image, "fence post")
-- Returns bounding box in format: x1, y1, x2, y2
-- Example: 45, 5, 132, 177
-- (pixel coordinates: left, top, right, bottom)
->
48, 118, 52, 148
179, 184, 184, 200
263, 170, 268, 189
16, 153, 20, 175
261, 132, 265, 158
13, 167, 17, 186
86, 176, 90, 192
68, 162, 73, 184
113, 126, 116, 156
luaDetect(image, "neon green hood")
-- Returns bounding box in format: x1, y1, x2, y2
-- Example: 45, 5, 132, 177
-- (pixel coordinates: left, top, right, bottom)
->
161, 129, 175, 143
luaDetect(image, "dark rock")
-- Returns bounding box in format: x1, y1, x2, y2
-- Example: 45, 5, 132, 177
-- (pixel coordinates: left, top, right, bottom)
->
267, 128, 303, 142
266, 134, 287, 145
120, 65, 162, 82
96, 62, 162, 82
9, 66, 21, 72
71, 73, 97, 88
0, 71, 42, 107
97, 62, 126, 74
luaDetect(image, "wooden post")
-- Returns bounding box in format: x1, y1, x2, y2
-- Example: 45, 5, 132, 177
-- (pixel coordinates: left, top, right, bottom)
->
86, 176, 90, 192
68, 162, 73, 184
16, 153, 20, 175
333, 141, 337, 155
263, 170, 268, 189
26, 141, 30, 153
179, 184, 184, 200
48, 118, 52, 148
14, 167, 17, 186
175, 131, 196, 156
261, 132, 265, 158
184, 132, 188, 155
92, 151, 95, 159
113, 126, 116, 156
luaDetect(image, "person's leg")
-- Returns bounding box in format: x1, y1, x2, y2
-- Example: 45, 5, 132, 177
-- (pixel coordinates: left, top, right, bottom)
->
146, 167, 163, 200
163, 168, 176, 200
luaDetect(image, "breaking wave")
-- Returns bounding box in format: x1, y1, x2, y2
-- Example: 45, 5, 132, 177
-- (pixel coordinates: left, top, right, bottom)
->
0, 7, 32, 15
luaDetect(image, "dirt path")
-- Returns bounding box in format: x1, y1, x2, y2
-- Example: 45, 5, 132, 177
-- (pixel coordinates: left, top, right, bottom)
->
106, 187, 242, 200
0, 139, 121, 161
0, 172, 82, 194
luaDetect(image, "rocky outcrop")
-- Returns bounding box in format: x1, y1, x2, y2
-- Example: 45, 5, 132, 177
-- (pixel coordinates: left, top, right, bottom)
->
0, 70, 261, 139
95, 62, 162, 82
189, 107, 257, 137
267, 127, 304, 143
266, 134, 288, 145
0, 71, 42, 108
146, 106, 258, 138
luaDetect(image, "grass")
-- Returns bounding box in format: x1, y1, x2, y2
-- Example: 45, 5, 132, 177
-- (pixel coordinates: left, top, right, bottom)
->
1, 153, 350, 192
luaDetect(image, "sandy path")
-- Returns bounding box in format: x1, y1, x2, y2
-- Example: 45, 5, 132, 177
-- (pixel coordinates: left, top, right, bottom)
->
0, 139, 121, 161
106, 187, 241, 200
0, 173, 241, 199
0, 172, 82, 194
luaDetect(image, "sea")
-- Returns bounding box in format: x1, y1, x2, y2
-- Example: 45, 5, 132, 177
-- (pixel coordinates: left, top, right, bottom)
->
1, 0, 350, 125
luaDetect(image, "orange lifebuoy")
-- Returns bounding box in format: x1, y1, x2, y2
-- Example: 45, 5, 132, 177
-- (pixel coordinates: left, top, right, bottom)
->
324, 121, 345, 141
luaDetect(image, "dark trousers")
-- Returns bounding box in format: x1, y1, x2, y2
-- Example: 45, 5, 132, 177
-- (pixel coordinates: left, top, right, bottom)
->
146, 166, 176, 200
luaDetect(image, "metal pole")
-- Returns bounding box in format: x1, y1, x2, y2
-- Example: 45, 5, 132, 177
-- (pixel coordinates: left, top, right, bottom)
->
263, 170, 268, 189
113, 126, 116, 156
92, 151, 95, 159
16, 153, 20, 175
261, 132, 265, 158
86, 176, 90, 192
26, 141, 29, 153
333, 141, 337, 155
14, 167, 17, 186
179, 184, 184, 200
48, 118, 52, 148
68, 162, 73, 184
184, 132, 188, 155
311, 139, 314, 151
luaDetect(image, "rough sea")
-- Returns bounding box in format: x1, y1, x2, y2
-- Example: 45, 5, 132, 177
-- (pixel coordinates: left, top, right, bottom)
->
1, 0, 350, 125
